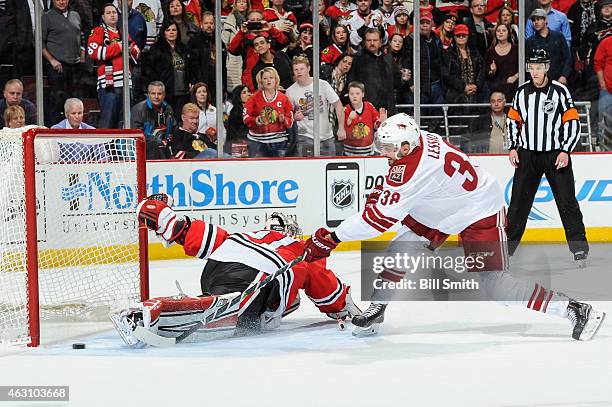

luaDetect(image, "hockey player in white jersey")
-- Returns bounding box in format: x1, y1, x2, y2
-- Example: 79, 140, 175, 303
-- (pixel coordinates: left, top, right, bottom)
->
304, 113, 605, 341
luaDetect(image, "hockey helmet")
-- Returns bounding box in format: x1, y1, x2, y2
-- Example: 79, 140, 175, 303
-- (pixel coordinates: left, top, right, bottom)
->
375, 113, 421, 156
526, 49, 550, 72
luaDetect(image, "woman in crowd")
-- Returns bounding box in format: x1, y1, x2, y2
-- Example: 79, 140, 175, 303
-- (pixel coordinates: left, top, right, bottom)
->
222, 0, 250, 92
190, 82, 217, 138
388, 33, 411, 105
321, 25, 349, 66
485, 23, 518, 101
226, 84, 252, 157
2, 105, 25, 129
243, 67, 294, 157
442, 24, 485, 104
164, 0, 201, 46
434, 11, 458, 50
321, 52, 352, 154
287, 23, 314, 70
496, 6, 518, 44
386, 7, 410, 39
145, 22, 191, 117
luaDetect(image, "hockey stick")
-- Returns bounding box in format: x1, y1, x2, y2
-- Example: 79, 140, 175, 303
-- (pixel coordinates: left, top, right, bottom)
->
134, 253, 306, 347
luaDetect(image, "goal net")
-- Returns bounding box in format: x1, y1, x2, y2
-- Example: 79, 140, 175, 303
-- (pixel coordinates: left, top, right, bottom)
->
0, 127, 148, 346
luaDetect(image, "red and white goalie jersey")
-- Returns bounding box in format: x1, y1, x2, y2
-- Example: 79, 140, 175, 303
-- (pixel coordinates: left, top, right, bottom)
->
335, 132, 504, 241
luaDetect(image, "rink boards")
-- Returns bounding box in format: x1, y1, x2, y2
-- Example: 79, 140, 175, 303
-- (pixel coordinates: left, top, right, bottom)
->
144, 153, 612, 259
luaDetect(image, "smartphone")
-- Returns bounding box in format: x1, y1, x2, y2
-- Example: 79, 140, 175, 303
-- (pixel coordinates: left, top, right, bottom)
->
246, 21, 263, 30
326, 162, 360, 228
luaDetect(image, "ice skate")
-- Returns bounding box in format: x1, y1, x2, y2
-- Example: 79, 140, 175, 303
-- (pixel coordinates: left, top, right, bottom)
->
351, 303, 387, 337
574, 251, 587, 269
566, 300, 606, 341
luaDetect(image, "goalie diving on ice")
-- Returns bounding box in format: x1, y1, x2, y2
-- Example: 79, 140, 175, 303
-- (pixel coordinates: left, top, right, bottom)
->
110, 194, 361, 347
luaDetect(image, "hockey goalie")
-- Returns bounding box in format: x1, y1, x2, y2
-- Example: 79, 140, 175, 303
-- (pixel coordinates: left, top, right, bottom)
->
110, 194, 360, 347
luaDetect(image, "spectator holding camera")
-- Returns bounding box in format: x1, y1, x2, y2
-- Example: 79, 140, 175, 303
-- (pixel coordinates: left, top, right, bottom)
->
243, 67, 295, 157
131, 81, 175, 159
228, 9, 290, 91
87, 3, 140, 129
222, 0, 250, 92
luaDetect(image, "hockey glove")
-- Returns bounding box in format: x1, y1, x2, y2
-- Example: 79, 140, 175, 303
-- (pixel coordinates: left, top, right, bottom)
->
304, 228, 339, 262
365, 184, 383, 209
136, 197, 190, 245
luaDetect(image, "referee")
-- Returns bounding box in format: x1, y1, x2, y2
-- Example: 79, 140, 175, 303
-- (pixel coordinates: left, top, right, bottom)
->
506, 49, 589, 267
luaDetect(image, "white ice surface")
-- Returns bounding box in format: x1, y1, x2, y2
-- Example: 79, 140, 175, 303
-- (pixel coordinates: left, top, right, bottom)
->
1, 250, 611, 407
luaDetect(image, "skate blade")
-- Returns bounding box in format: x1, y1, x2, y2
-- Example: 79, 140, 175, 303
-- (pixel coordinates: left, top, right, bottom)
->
352, 323, 381, 337
109, 313, 143, 348
579, 311, 606, 341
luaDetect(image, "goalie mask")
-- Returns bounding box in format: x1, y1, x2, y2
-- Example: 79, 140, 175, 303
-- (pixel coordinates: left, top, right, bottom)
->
265, 212, 302, 239
375, 113, 421, 157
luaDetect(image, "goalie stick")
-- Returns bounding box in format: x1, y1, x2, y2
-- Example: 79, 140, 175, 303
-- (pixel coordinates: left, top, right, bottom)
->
133, 253, 306, 347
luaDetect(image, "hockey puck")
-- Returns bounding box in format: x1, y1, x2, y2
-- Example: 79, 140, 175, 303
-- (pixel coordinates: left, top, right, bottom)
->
72, 343, 86, 349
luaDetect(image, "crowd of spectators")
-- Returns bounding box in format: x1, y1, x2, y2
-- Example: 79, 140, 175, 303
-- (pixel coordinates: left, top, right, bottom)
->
1, 0, 611, 156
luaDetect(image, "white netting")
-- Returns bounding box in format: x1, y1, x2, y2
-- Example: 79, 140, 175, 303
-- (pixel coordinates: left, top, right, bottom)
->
0, 127, 144, 345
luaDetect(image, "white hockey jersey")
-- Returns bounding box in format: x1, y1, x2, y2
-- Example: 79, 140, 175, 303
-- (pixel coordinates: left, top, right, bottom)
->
344, 9, 388, 49
335, 132, 504, 241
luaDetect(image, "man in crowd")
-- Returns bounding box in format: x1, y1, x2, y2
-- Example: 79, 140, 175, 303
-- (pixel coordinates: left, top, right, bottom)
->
51, 98, 95, 129
252, 35, 294, 90
286, 57, 346, 156
465, 91, 507, 153
350, 28, 395, 114
526, 0, 572, 48
42, 0, 85, 125
464, 0, 494, 57
117, 0, 147, 102
170, 103, 223, 159
526, 9, 572, 83
594, 34, 612, 138
0, 79, 37, 128
345, 0, 387, 52
189, 11, 226, 94
131, 81, 174, 159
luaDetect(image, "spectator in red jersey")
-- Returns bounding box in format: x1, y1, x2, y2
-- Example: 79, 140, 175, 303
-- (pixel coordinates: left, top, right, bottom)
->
263, 0, 298, 43
243, 67, 295, 157
485, 23, 519, 101
342, 81, 386, 156
386, 6, 410, 39
183, 0, 203, 26
325, 0, 356, 28
163, 0, 201, 46
228, 9, 290, 91
321, 25, 350, 68
87, 3, 140, 129
222, 0, 251, 92
434, 11, 458, 50
496, 6, 519, 44
594, 34, 612, 138
483, 0, 517, 24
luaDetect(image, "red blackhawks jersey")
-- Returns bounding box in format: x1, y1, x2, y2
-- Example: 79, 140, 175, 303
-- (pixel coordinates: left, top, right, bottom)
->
343, 101, 379, 156
325, 1, 357, 24
87, 24, 139, 90
263, 8, 298, 28
243, 90, 294, 144
321, 43, 345, 65
334, 132, 504, 241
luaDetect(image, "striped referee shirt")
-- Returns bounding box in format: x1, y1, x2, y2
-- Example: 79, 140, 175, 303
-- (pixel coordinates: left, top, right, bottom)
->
507, 80, 580, 153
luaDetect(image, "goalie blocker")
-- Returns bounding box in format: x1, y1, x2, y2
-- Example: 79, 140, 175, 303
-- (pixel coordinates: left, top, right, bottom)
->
111, 197, 361, 347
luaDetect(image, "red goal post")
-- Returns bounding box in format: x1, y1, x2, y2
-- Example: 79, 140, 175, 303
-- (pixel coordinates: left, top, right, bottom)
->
0, 127, 149, 347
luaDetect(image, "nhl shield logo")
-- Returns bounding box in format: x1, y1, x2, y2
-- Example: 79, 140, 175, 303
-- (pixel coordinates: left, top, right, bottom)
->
331, 180, 354, 208
542, 99, 556, 115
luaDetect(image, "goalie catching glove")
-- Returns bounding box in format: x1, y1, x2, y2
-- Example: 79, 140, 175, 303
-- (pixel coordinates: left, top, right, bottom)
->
136, 194, 190, 246
304, 228, 340, 262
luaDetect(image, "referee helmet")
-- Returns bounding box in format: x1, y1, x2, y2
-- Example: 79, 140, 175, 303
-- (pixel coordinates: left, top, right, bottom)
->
526, 49, 550, 72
